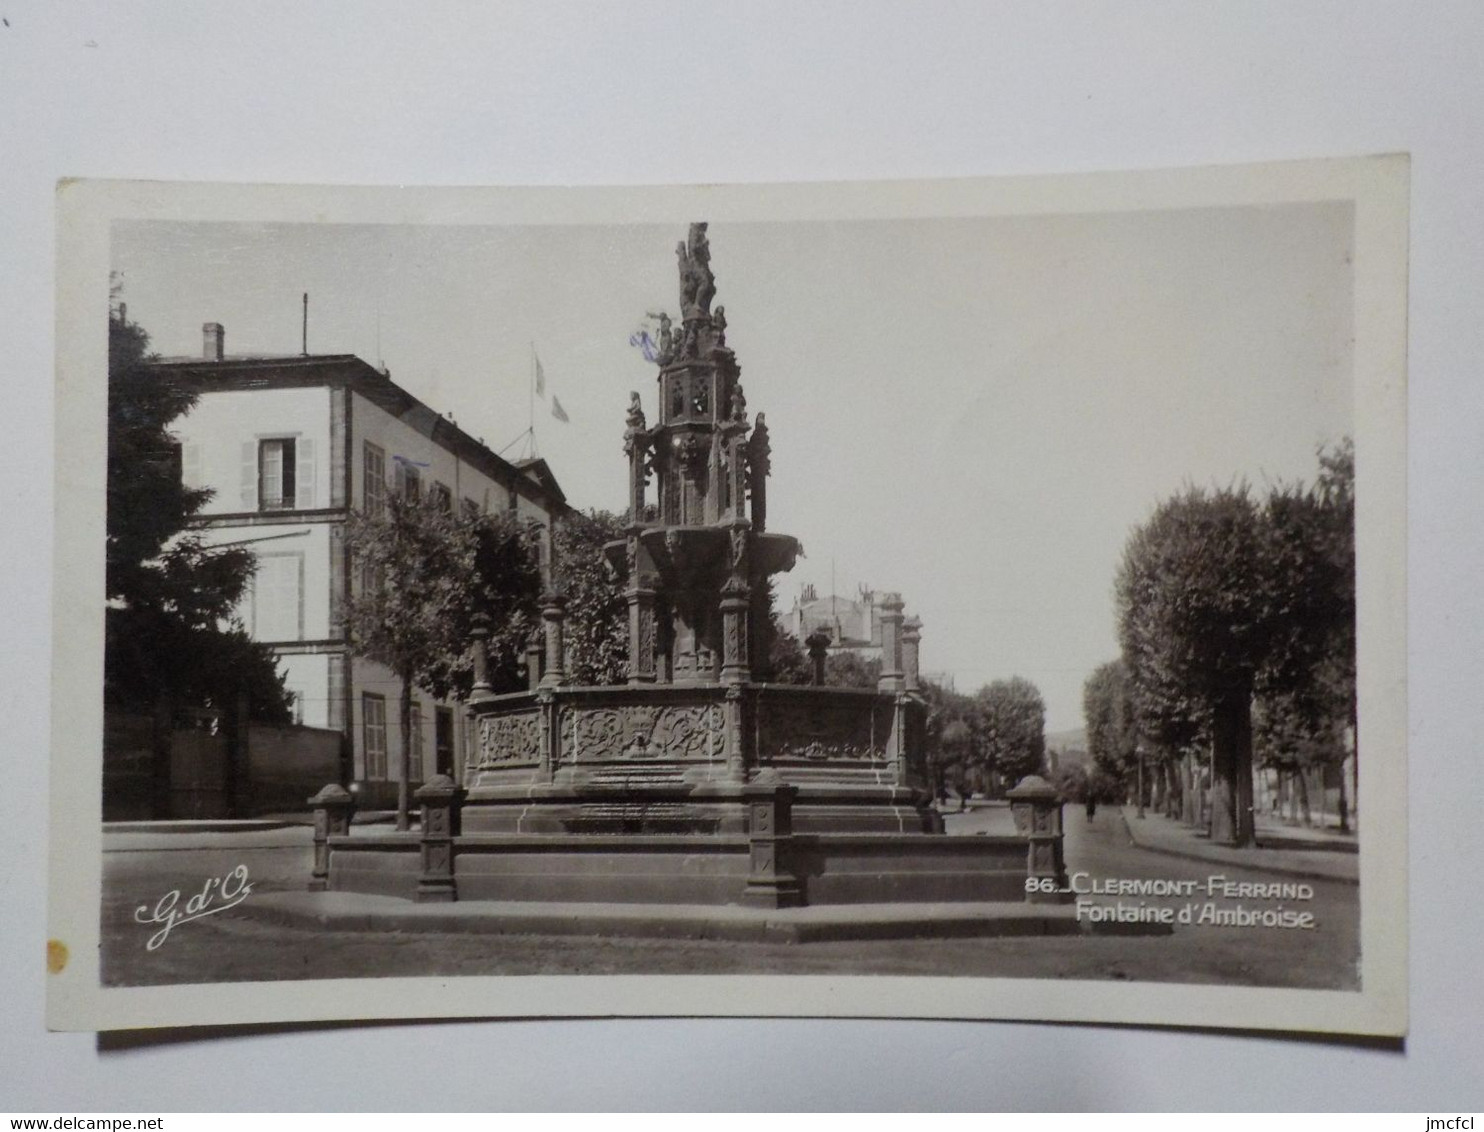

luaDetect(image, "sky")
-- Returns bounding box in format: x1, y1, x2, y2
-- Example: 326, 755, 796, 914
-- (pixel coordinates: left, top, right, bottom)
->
112, 204, 1354, 732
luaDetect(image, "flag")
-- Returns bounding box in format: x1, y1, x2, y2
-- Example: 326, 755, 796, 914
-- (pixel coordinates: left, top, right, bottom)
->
628, 329, 658, 363
551, 394, 569, 423
534, 352, 546, 397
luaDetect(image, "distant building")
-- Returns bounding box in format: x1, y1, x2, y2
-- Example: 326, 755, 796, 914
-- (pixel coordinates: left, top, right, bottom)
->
151, 323, 569, 806
783, 583, 890, 657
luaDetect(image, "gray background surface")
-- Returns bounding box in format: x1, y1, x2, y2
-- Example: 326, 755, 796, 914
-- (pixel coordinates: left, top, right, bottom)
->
3, 1, 1479, 1110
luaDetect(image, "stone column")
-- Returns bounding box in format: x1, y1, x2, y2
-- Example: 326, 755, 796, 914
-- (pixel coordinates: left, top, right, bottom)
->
719, 580, 752, 686
902, 616, 922, 693
468, 620, 492, 702
890, 694, 911, 787
1008, 775, 1069, 903
308, 783, 355, 892
525, 641, 544, 691
414, 773, 464, 903
626, 427, 648, 522
537, 687, 559, 779
725, 684, 747, 780
876, 592, 906, 693
627, 588, 658, 684
740, 774, 802, 908
540, 592, 567, 688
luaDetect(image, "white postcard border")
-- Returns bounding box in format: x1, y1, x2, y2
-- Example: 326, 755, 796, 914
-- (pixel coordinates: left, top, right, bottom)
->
48, 156, 1409, 1036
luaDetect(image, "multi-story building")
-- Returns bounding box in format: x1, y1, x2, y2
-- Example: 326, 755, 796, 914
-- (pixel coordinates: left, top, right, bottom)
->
784, 583, 885, 657
152, 322, 568, 806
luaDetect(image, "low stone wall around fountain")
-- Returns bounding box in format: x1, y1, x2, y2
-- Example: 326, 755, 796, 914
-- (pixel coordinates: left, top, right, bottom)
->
455, 682, 937, 836
309, 756, 1070, 910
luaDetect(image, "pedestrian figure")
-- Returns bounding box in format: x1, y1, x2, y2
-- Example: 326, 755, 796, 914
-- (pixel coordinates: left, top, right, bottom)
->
1085, 795, 1097, 821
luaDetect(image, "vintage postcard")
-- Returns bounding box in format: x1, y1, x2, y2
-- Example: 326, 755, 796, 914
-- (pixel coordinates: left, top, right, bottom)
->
48, 157, 1408, 1035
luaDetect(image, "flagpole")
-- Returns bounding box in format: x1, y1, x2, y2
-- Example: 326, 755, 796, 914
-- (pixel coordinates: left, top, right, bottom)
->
529, 343, 535, 459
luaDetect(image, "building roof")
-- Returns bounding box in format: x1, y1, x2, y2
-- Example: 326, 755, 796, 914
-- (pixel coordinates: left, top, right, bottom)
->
150, 352, 569, 511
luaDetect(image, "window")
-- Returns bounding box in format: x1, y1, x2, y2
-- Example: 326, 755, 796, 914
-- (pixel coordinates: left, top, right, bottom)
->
462, 497, 481, 519
248, 436, 314, 512
433, 482, 453, 513
394, 458, 422, 500
250, 553, 303, 642
407, 704, 424, 783
363, 694, 388, 780
258, 438, 296, 511
359, 558, 383, 599
364, 442, 386, 515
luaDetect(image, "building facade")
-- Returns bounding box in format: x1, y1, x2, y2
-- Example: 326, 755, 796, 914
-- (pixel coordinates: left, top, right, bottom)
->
784, 583, 885, 656
153, 324, 568, 806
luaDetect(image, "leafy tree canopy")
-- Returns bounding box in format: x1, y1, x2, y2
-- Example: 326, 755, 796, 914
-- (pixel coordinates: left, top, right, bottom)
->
105, 307, 291, 724
976, 676, 1047, 787
1113, 444, 1356, 844
554, 509, 629, 686
1082, 658, 1139, 789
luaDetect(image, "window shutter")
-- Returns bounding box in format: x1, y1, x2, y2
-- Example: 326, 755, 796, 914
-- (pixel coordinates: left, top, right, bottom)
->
241, 442, 258, 509
296, 438, 316, 509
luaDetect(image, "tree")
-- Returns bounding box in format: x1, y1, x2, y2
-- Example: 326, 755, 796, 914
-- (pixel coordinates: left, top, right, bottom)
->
976, 676, 1047, 788
409, 508, 545, 702
105, 303, 291, 726
766, 616, 812, 684
921, 678, 979, 801
1117, 486, 1277, 845
1253, 681, 1346, 826
1050, 760, 1090, 804
1257, 439, 1356, 829
824, 650, 881, 688
343, 492, 529, 829
1082, 659, 1139, 796
553, 510, 629, 686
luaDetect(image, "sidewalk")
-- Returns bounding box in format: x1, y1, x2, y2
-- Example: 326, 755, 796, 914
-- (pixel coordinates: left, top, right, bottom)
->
103, 822, 317, 852
102, 811, 404, 852
1118, 806, 1358, 885
244, 888, 1171, 943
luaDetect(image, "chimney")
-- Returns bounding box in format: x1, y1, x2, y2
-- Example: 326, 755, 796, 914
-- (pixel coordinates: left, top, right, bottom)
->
203, 322, 225, 361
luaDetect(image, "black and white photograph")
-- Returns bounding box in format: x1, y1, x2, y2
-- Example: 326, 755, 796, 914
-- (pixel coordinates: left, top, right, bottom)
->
46, 162, 1407, 1038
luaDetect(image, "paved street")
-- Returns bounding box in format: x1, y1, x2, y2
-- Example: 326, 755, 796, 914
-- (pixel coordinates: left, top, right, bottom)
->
99, 807, 1358, 989
1061, 805, 1358, 988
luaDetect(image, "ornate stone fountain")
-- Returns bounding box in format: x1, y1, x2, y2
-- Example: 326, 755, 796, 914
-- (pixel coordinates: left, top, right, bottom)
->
314, 226, 1064, 910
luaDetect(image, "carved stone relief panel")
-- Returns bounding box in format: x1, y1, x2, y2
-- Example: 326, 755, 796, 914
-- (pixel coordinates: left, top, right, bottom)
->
565, 701, 726, 761
757, 696, 892, 762
474, 710, 542, 768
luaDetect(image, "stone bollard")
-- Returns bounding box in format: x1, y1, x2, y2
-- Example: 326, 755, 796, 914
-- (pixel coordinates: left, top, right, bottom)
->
1007, 775, 1069, 903
740, 773, 803, 908
414, 773, 465, 903
308, 783, 355, 892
